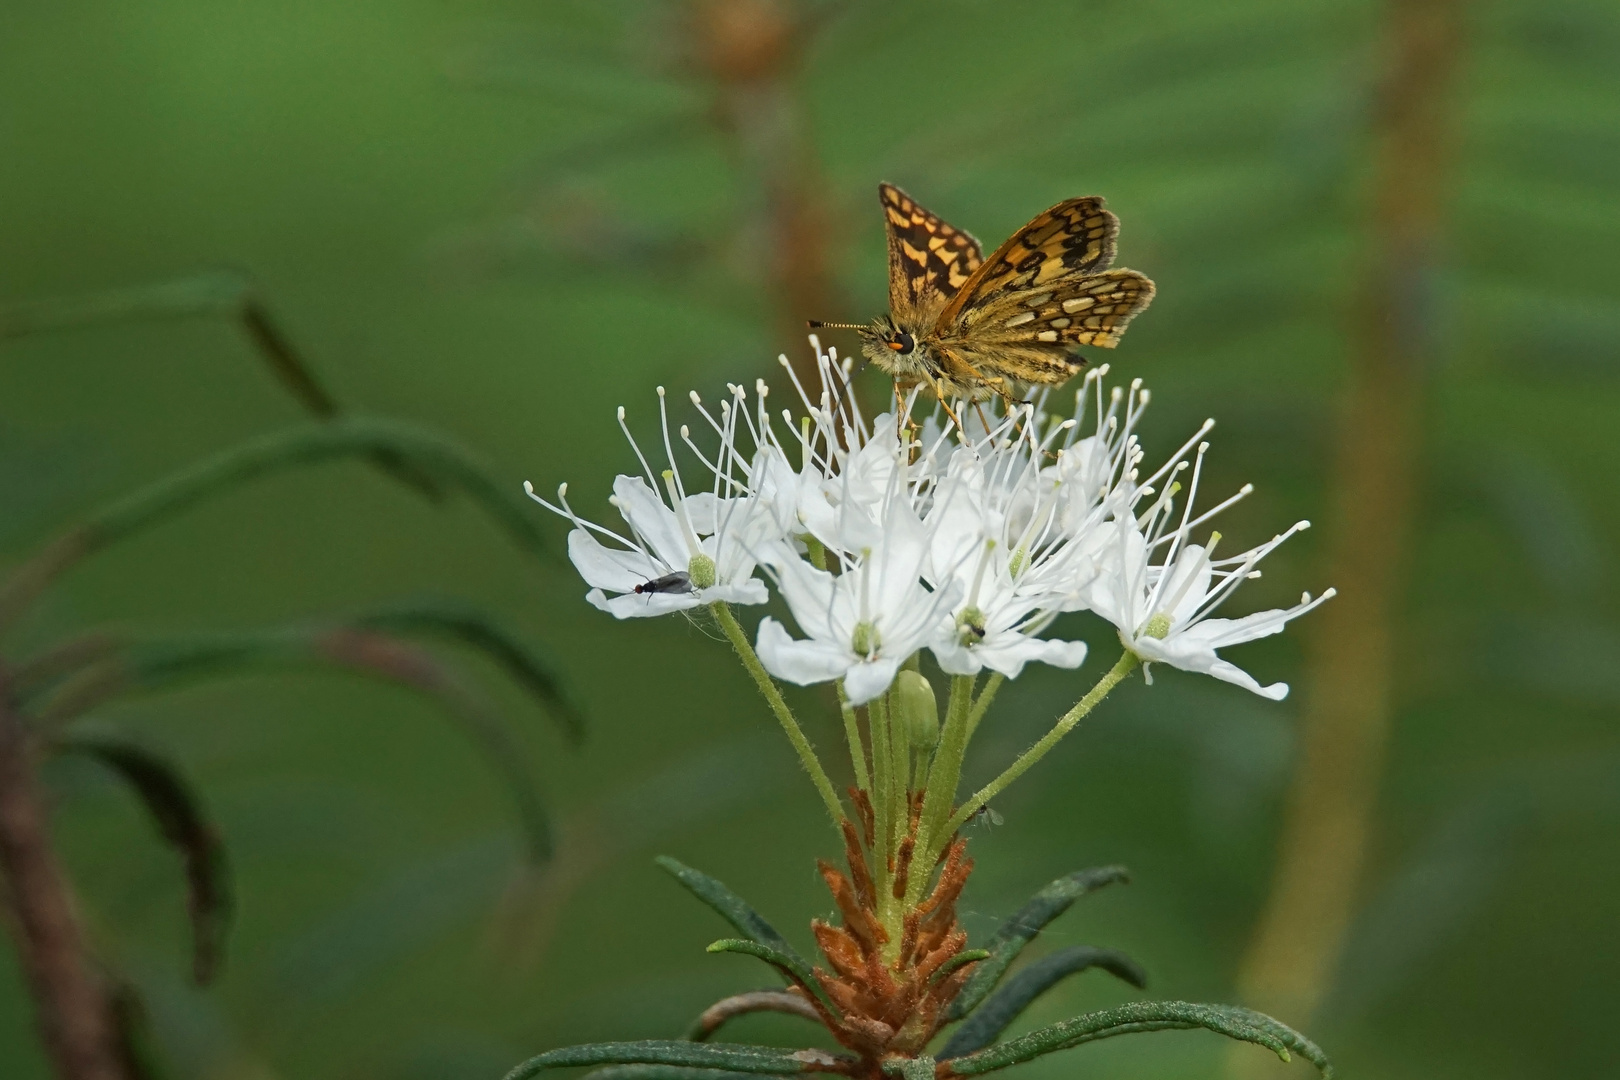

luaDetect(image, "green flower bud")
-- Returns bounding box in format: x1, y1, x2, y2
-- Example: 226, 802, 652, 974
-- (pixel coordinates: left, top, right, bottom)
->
956, 606, 987, 646
896, 669, 939, 751
687, 552, 717, 589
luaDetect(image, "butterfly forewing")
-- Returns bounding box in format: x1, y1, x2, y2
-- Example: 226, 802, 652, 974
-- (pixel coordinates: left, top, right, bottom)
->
937, 196, 1118, 328
920, 195, 1154, 391
880, 183, 983, 325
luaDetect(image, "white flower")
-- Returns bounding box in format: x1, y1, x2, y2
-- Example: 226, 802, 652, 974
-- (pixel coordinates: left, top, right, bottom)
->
530, 336, 1332, 705
1086, 437, 1334, 699
919, 370, 1160, 678
755, 498, 959, 704
526, 387, 769, 618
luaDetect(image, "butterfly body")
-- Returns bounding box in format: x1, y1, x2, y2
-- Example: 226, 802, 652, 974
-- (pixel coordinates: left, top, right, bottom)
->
851, 183, 1155, 404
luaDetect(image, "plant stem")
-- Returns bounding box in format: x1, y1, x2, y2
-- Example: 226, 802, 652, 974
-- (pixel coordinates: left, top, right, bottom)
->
945, 651, 1140, 836
869, 689, 893, 893
886, 681, 909, 854
908, 674, 975, 906
835, 680, 869, 794
965, 672, 1005, 740
710, 603, 844, 825
0, 682, 127, 1080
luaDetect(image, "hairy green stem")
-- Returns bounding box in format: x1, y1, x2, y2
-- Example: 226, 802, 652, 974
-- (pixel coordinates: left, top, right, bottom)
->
869, 690, 893, 890
908, 674, 976, 906
945, 651, 1140, 836
710, 603, 843, 825
836, 680, 869, 795
887, 681, 910, 853
966, 672, 1005, 740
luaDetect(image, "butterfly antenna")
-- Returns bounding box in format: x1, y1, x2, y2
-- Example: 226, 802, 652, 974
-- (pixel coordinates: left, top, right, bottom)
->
806, 320, 867, 330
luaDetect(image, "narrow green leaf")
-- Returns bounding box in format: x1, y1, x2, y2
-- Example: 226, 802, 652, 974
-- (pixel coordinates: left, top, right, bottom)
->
55, 733, 232, 984
705, 939, 837, 1014
947, 865, 1129, 1020
583, 1069, 788, 1080
941, 1001, 1331, 1078
655, 857, 805, 965
32, 626, 557, 862
684, 989, 823, 1042
933, 949, 991, 983
354, 600, 583, 743
0, 271, 443, 499
0, 416, 552, 634
881, 1056, 936, 1080
500, 1040, 850, 1080
940, 945, 1147, 1058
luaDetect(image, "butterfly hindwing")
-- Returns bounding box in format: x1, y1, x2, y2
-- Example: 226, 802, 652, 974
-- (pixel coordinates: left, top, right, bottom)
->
958, 269, 1157, 349
880, 183, 983, 325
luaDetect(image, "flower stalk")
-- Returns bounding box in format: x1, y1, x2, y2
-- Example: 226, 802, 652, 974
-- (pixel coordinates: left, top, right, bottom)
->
710, 601, 844, 825
946, 651, 1141, 838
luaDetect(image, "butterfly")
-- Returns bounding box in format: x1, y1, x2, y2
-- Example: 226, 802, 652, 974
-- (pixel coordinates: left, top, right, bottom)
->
813, 183, 1155, 409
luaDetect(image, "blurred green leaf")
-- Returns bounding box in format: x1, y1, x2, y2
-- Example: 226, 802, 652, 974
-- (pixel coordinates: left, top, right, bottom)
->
0, 416, 551, 633
31, 624, 557, 861
354, 600, 583, 743
53, 732, 233, 985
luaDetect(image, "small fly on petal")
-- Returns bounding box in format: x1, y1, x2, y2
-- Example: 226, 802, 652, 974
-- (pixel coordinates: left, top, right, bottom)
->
634, 571, 694, 596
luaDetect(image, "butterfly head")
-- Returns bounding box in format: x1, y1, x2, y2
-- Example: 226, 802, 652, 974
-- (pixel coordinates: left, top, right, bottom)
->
857, 314, 931, 377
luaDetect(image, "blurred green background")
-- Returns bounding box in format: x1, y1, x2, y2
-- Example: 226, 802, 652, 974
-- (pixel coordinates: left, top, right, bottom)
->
2, 1, 1616, 1078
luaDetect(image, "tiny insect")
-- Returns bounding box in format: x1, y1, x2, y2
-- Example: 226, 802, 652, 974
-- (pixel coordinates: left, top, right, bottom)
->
633, 571, 694, 596
969, 804, 1005, 829
811, 183, 1155, 414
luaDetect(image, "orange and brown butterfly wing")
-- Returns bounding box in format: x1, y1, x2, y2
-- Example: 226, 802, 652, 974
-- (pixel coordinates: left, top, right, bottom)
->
879, 183, 983, 327
930, 196, 1155, 389
939, 270, 1157, 387
936, 196, 1119, 325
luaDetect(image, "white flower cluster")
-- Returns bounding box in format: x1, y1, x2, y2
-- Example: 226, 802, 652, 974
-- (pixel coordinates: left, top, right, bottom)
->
528, 342, 1332, 705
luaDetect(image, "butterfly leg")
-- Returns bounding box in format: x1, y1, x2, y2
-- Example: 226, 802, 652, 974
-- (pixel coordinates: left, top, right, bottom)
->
892, 380, 926, 442
972, 402, 996, 441
918, 370, 968, 434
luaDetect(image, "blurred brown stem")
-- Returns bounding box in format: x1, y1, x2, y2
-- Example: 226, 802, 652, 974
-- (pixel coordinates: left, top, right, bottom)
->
1229, 0, 1464, 1061
0, 679, 127, 1080
695, 0, 844, 384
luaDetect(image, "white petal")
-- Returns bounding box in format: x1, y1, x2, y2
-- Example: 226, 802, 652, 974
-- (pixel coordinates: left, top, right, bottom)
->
929, 637, 982, 676
1162, 544, 1214, 625
843, 656, 901, 705
767, 556, 843, 641
700, 578, 769, 606
589, 588, 701, 619
612, 475, 690, 568
567, 529, 661, 592
1129, 634, 1288, 700
980, 636, 1089, 679
1178, 609, 1296, 649
755, 617, 852, 686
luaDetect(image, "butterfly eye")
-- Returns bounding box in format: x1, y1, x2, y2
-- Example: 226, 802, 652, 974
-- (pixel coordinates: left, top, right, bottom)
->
889, 330, 916, 353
